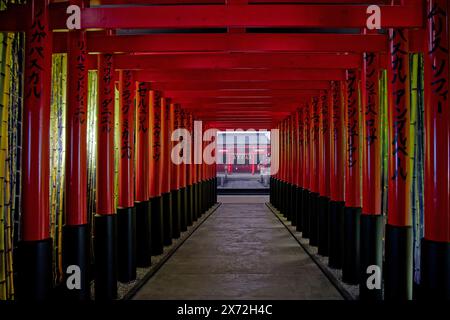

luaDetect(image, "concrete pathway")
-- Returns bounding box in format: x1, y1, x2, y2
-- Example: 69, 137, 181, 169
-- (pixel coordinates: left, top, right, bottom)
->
133, 196, 342, 300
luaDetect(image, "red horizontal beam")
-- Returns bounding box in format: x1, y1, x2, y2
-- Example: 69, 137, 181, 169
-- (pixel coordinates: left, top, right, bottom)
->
0, 3, 424, 31
135, 69, 345, 81
181, 102, 305, 110
182, 105, 298, 109
110, 52, 361, 70
195, 114, 291, 118
150, 80, 330, 90
163, 89, 319, 98
68, 5, 423, 29
176, 99, 301, 105
198, 115, 285, 118
97, 1, 390, 4
193, 110, 287, 113
53, 33, 387, 53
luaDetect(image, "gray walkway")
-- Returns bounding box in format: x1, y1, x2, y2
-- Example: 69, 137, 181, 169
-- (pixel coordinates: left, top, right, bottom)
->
133, 196, 342, 300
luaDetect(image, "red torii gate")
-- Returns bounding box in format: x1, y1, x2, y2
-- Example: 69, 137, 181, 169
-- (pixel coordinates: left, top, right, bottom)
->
3, 0, 448, 302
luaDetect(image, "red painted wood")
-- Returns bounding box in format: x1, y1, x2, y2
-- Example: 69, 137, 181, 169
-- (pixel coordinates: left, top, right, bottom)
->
118, 71, 136, 208
150, 81, 330, 91
170, 102, 180, 191
135, 69, 345, 82
65, 29, 88, 225
189, 114, 197, 185
279, 121, 285, 181
303, 102, 311, 191
179, 108, 187, 189
53, 34, 388, 54
161, 90, 319, 98
135, 82, 150, 202
318, 90, 331, 198
297, 106, 304, 188
362, 53, 382, 215
293, 112, 300, 187
160, 98, 172, 194
55, 5, 423, 30
149, 90, 162, 198
345, 69, 362, 208
21, 0, 52, 241
111, 53, 361, 70
288, 117, 293, 184
1, 2, 408, 31
329, 81, 345, 202
387, 29, 412, 227
424, 0, 450, 242
96, 54, 116, 215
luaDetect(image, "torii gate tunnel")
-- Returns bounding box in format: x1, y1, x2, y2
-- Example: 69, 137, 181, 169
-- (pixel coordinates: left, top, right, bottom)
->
0, 0, 448, 302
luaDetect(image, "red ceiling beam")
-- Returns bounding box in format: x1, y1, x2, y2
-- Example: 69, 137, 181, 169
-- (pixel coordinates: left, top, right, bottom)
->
162, 90, 319, 98
53, 33, 387, 53
181, 105, 302, 110
67, 5, 423, 29
135, 69, 345, 81
180, 103, 310, 112
110, 53, 361, 70
150, 80, 330, 90
180, 102, 305, 110
0, 3, 422, 31
95, 1, 390, 4
175, 98, 302, 105
187, 114, 290, 119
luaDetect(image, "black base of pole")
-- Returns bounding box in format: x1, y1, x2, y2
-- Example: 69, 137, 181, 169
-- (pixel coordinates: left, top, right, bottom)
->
269, 177, 273, 205
295, 187, 303, 232
384, 224, 413, 300
278, 179, 283, 212
270, 178, 275, 207
15, 238, 53, 300
209, 178, 214, 208
186, 185, 193, 227
290, 184, 297, 226
302, 190, 311, 239
286, 183, 292, 221
162, 192, 173, 246
62, 224, 90, 300
274, 179, 280, 210
191, 184, 197, 222
208, 179, 213, 209
282, 181, 287, 217
209, 178, 213, 208
193, 183, 199, 222
94, 214, 117, 300
171, 190, 181, 239
194, 182, 201, 222
309, 193, 319, 246
420, 238, 450, 300
359, 214, 383, 300
328, 201, 345, 269
199, 181, 204, 216
117, 207, 137, 282
180, 187, 187, 232
204, 180, 208, 211
279, 180, 284, 214
150, 196, 164, 256
318, 196, 330, 256
135, 201, 151, 267
342, 206, 361, 285
285, 182, 290, 218
214, 177, 218, 204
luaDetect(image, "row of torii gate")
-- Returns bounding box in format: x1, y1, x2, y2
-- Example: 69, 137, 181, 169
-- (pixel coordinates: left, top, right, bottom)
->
0, 0, 449, 300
